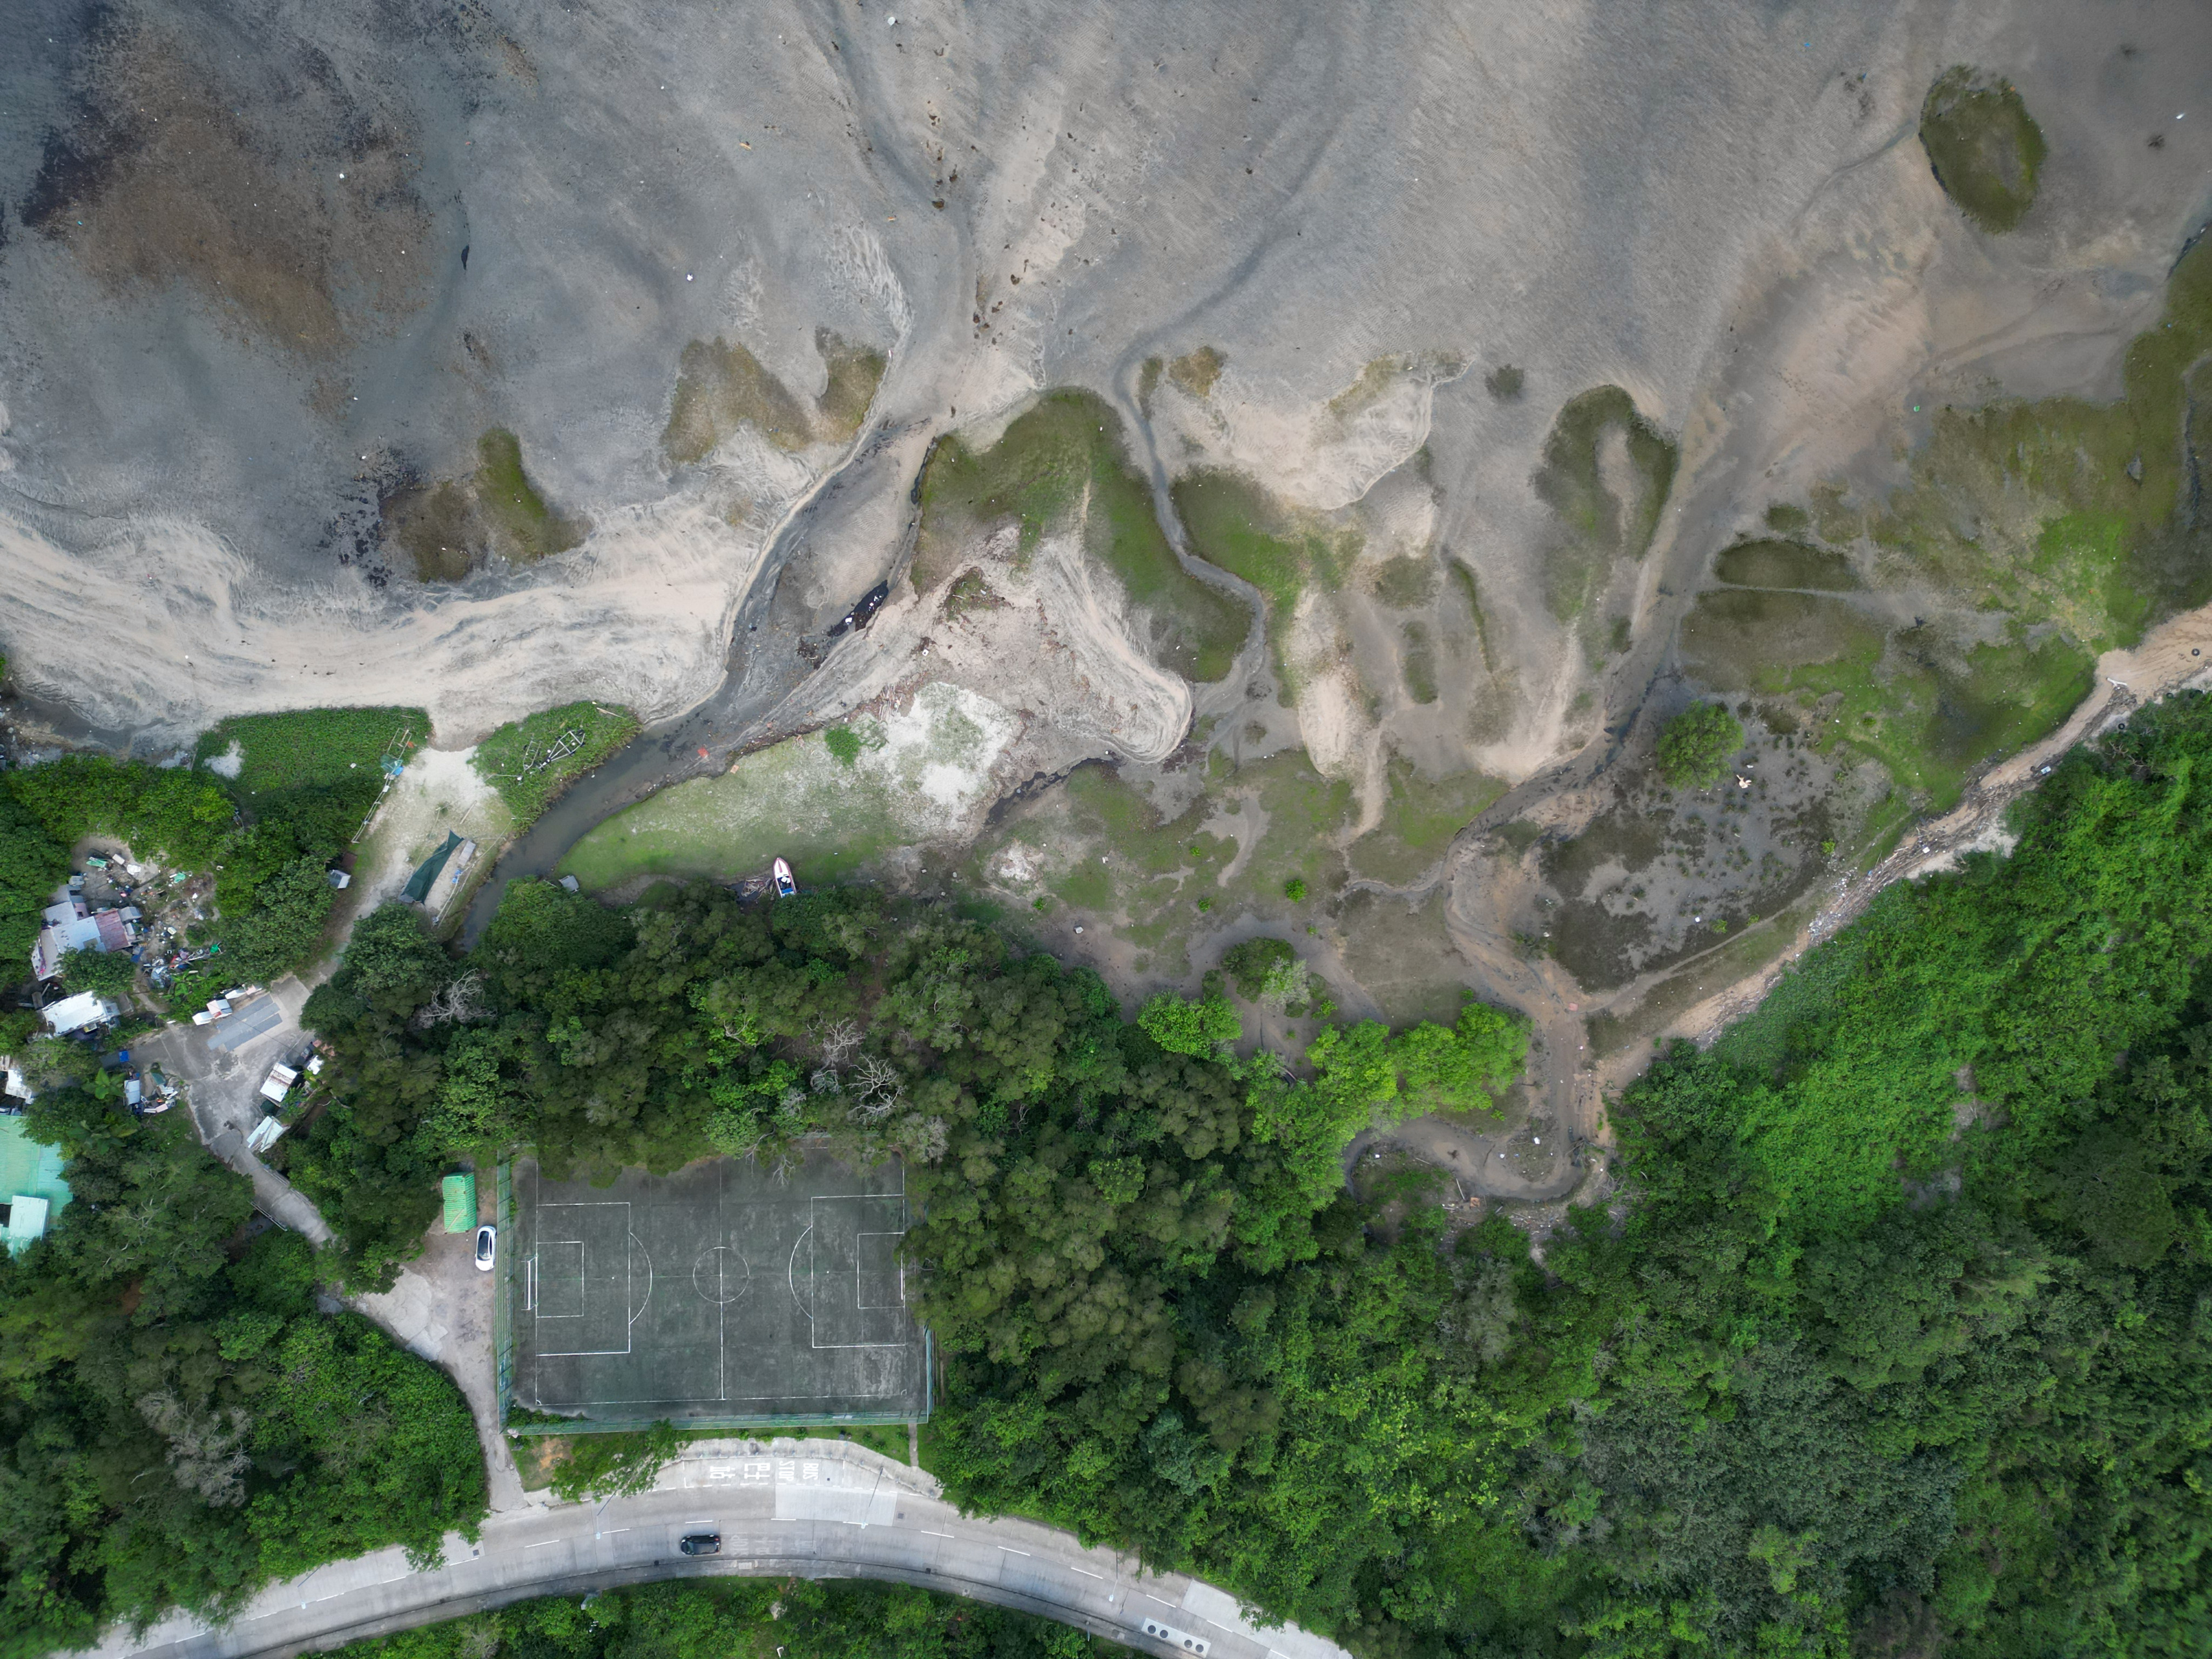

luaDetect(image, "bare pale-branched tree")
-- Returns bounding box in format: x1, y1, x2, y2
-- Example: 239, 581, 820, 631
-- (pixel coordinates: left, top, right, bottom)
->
136, 1392, 253, 1507
414, 970, 487, 1028
814, 1018, 861, 1067
847, 1054, 906, 1122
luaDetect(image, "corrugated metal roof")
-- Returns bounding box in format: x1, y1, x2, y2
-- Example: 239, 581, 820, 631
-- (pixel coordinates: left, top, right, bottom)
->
0, 1118, 70, 1251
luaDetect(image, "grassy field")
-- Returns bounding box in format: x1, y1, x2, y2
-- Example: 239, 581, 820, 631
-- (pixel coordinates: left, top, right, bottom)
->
470, 701, 640, 828
562, 685, 1016, 891
916, 390, 1251, 682
195, 707, 430, 799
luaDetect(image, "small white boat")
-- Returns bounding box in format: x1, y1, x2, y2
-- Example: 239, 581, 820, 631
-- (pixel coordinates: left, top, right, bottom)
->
772, 857, 797, 898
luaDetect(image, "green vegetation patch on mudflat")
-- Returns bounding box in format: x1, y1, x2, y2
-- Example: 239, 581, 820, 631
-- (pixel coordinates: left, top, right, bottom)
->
917, 391, 1251, 682
1349, 759, 1506, 885
1168, 345, 1226, 398
1919, 65, 2047, 234
1400, 621, 1440, 705
196, 705, 429, 799
384, 432, 586, 579
1174, 469, 1355, 694
815, 328, 889, 442
475, 429, 589, 563
1680, 589, 1887, 694
662, 336, 815, 461
1534, 386, 1679, 621
1713, 537, 1860, 591
1369, 552, 1442, 608
471, 700, 640, 828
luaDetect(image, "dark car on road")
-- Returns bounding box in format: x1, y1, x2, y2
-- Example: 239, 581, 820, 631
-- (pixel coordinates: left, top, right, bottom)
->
679, 1533, 720, 1556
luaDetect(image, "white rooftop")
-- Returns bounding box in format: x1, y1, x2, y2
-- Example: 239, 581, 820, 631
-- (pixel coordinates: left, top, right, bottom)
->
43, 992, 118, 1035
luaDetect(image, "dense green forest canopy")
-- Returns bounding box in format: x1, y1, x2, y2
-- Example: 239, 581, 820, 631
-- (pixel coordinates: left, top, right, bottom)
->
325, 1576, 1116, 1659
0, 1093, 484, 1659
299, 693, 2212, 1658
293, 878, 1520, 1288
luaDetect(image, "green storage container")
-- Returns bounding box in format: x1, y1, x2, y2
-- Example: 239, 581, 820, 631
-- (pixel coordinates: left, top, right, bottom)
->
441, 1172, 477, 1234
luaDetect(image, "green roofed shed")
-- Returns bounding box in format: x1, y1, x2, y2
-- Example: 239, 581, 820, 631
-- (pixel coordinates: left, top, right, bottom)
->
442, 1172, 477, 1233
403, 832, 464, 905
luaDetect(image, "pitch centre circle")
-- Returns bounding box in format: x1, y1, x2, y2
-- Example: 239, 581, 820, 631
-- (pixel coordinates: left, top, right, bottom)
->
691, 1245, 752, 1305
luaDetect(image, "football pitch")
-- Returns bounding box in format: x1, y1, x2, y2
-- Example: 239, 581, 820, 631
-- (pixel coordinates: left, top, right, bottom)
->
508, 1151, 927, 1426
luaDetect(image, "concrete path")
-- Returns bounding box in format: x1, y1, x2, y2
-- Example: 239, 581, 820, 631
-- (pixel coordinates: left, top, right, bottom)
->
92, 1441, 1347, 1659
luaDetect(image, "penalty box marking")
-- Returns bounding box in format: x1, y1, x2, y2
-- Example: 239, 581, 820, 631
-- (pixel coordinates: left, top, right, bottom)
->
531, 1202, 654, 1358
788, 1193, 915, 1350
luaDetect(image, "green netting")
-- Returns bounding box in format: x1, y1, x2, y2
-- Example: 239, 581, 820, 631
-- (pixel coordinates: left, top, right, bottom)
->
402, 832, 463, 905
441, 1171, 477, 1233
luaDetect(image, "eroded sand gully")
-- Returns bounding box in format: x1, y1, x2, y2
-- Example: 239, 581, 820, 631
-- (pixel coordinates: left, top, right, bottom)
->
0, 503, 761, 747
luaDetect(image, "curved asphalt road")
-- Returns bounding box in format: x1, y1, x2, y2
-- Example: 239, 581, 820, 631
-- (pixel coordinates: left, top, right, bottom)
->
95, 1445, 1349, 1659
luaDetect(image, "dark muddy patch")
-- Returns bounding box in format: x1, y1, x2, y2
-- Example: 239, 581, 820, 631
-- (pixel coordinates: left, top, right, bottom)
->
1714, 538, 1861, 591
19, 14, 435, 358
1533, 719, 1867, 991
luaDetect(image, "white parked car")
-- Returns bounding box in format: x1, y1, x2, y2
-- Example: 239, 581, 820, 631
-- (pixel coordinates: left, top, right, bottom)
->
475, 1225, 496, 1271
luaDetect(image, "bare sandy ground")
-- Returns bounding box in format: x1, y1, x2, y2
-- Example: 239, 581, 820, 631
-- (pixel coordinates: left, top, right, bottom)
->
348, 746, 513, 920
754, 515, 1198, 774
2, 0, 2202, 770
